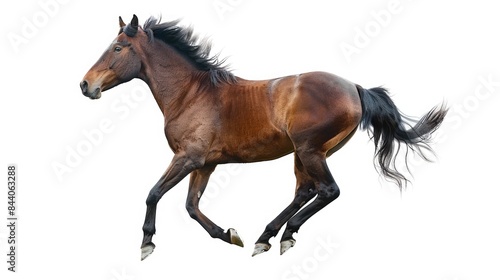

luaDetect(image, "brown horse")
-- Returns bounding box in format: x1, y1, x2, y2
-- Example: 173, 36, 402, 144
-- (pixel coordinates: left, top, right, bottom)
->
80, 15, 447, 260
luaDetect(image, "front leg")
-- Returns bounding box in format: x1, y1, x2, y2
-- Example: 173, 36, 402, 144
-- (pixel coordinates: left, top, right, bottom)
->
185, 166, 244, 247
141, 152, 204, 260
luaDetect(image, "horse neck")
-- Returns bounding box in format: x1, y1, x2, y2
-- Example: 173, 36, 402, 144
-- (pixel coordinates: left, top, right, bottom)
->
138, 41, 199, 117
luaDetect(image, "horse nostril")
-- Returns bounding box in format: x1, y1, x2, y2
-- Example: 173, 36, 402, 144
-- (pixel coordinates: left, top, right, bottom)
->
80, 80, 88, 93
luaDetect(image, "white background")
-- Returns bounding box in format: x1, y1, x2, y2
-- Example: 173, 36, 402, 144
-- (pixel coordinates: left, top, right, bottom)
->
1, 0, 499, 279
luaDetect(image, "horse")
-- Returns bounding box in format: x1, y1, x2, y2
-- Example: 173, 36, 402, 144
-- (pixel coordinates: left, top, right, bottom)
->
80, 15, 447, 260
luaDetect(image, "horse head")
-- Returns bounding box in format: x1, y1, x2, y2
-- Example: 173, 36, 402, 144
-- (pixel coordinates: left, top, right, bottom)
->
80, 15, 143, 99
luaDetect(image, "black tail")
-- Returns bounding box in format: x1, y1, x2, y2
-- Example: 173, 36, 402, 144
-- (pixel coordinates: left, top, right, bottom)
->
356, 85, 448, 189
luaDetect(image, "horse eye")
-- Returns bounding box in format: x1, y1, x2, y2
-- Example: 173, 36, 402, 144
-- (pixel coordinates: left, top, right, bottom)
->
114, 46, 122, 53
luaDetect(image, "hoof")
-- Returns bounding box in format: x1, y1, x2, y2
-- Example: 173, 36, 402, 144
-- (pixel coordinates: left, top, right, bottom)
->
141, 243, 155, 261
252, 243, 271, 257
228, 228, 244, 247
280, 239, 296, 255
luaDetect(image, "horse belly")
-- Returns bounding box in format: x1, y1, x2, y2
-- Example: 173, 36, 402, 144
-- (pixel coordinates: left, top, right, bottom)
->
222, 129, 294, 162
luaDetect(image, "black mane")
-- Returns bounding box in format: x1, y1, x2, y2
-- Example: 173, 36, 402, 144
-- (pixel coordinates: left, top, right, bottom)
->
141, 17, 236, 86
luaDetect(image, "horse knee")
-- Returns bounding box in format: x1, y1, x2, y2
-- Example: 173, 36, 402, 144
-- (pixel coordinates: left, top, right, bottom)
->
319, 184, 340, 202
185, 201, 198, 219
146, 190, 161, 206
296, 185, 317, 199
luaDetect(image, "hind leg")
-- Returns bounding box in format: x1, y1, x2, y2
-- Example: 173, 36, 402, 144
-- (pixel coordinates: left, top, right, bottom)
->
280, 150, 340, 255
252, 154, 317, 256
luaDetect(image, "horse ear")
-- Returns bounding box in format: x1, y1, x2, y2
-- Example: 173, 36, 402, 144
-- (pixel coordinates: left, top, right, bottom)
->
119, 16, 126, 28
131, 14, 139, 28
123, 14, 139, 37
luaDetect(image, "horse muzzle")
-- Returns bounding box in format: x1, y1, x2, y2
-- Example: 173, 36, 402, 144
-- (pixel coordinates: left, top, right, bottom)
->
80, 80, 102, 100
